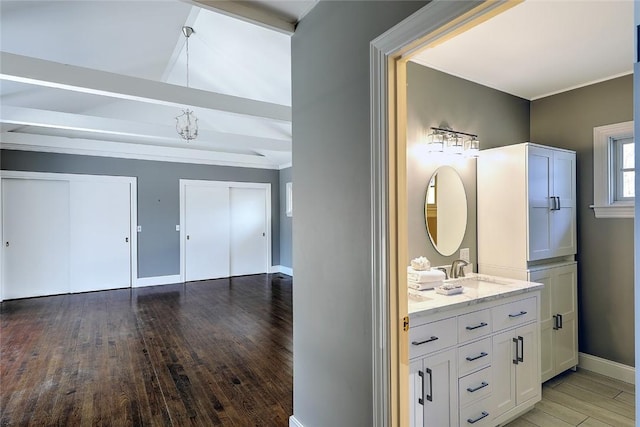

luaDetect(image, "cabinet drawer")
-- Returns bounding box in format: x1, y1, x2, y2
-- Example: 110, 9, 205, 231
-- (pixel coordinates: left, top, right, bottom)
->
492, 297, 537, 332
459, 367, 492, 408
460, 397, 494, 427
458, 337, 492, 377
409, 317, 457, 359
458, 309, 492, 343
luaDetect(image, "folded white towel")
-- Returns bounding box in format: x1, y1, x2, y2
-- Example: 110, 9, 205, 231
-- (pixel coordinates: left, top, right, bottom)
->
408, 279, 443, 291
407, 267, 446, 284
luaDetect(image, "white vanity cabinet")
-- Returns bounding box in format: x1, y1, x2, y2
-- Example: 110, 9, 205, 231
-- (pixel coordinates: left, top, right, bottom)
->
409, 287, 541, 427
478, 142, 578, 383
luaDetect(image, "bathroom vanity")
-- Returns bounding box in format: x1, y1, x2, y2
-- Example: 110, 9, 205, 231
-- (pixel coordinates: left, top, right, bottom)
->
409, 274, 543, 427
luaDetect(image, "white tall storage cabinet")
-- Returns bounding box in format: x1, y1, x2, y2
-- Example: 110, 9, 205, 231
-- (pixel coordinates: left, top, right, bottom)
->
478, 142, 578, 383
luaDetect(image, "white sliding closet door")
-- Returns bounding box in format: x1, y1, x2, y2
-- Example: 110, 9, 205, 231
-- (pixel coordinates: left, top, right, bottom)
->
70, 181, 131, 293
2, 179, 70, 299
230, 187, 268, 276
185, 185, 230, 281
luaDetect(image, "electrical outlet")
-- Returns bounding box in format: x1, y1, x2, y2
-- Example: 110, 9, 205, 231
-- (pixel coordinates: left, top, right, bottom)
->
176, 225, 180, 231
137, 225, 142, 233
460, 248, 470, 262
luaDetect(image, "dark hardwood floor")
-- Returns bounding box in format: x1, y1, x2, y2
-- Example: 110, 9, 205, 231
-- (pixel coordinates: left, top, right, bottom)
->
1, 274, 293, 426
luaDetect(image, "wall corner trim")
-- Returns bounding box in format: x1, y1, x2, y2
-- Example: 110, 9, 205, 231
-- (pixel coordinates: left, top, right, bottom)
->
270, 265, 293, 276
578, 352, 635, 385
134, 275, 182, 288
289, 415, 304, 427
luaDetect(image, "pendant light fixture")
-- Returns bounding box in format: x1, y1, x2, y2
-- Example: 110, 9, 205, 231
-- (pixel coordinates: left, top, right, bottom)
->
175, 26, 198, 141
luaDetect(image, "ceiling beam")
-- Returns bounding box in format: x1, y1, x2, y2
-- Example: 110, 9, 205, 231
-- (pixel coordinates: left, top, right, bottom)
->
0, 52, 291, 122
0, 106, 291, 152
1, 132, 280, 169
184, 0, 296, 34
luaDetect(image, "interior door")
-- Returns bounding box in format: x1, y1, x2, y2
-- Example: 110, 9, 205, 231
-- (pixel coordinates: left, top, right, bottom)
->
185, 185, 230, 281
2, 179, 70, 299
70, 180, 131, 293
230, 187, 268, 276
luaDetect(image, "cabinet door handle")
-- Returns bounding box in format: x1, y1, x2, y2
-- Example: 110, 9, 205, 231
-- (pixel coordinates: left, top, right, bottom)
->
508, 311, 527, 318
558, 313, 563, 329
466, 381, 489, 393
512, 337, 519, 364
425, 367, 433, 402
553, 315, 559, 330
465, 322, 488, 331
411, 336, 438, 346
418, 370, 424, 405
466, 352, 488, 362
518, 336, 524, 363
467, 411, 490, 424
557, 196, 561, 210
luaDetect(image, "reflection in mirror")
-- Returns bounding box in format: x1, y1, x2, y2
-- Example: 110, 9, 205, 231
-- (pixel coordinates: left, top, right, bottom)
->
425, 166, 467, 256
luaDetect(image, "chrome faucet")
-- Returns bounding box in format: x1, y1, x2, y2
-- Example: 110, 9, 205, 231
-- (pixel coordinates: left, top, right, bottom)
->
450, 259, 469, 279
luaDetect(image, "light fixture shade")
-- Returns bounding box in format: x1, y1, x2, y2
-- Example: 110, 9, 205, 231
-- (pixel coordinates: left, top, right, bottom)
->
176, 109, 199, 141
426, 129, 445, 152
465, 136, 480, 157
447, 133, 464, 154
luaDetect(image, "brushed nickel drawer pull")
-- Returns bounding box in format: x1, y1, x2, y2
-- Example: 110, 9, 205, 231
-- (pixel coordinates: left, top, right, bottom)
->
466, 352, 488, 362
467, 411, 489, 424
466, 322, 488, 331
508, 311, 527, 318
466, 381, 489, 393
411, 336, 438, 346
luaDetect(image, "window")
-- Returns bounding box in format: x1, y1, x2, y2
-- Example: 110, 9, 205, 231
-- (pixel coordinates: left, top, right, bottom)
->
593, 121, 634, 218
614, 137, 634, 201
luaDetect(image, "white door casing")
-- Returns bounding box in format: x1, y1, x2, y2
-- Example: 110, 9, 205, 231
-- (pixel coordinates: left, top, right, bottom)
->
1, 171, 138, 301
179, 180, 271, 283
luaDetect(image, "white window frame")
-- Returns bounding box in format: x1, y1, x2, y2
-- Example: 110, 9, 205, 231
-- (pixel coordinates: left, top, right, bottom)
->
593, 120, 634, 218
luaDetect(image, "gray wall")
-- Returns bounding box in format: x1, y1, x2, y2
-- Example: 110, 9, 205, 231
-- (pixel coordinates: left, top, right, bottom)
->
530, 75, 634, 366
407, 63, 530, 269
1, 149, 281, 278
291, 2, 426, 426
279, 166, 292, 269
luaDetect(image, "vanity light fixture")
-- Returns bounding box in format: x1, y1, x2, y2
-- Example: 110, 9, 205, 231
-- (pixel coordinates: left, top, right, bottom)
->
425, 126, 480, 157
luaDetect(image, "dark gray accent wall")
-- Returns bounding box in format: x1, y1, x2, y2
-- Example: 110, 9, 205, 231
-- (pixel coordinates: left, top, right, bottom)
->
1, 149, 281, 278
279, 167, 292, 269
291, 2, 427, 426
407, 63, 530, 269
530, 75, 634, 366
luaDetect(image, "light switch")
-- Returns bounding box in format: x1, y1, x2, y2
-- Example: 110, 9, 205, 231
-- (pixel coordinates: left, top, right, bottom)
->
460, 248, 470, 262
137, 225, 142, 233
176, 225, 180, 231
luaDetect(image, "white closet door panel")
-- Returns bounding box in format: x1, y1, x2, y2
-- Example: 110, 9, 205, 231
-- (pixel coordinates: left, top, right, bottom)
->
230, 187, 268, 276
70, 181, 131, 293
185, 185, 230, 281
2, 179, 70, 299
527, 147, 553, 261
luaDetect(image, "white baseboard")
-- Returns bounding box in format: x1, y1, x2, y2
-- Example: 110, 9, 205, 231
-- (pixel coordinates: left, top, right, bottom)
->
289, 415, 304, 427
578, 352, 635, 385
271, 265, 293, 276
135, 274, 182, 288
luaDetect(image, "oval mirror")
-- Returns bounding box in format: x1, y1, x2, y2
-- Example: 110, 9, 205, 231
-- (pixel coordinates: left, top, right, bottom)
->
424, 166, 467, 256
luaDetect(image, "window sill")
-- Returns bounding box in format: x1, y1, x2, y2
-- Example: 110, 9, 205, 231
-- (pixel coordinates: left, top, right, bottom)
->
591, 203, 634, 218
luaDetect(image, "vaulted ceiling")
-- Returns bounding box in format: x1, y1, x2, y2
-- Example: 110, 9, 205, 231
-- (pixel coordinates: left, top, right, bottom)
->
1, 0, 317, 169
0, 1, 634, 170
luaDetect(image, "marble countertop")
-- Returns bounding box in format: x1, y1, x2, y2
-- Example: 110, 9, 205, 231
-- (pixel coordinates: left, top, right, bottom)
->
408, 273, 543, 316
